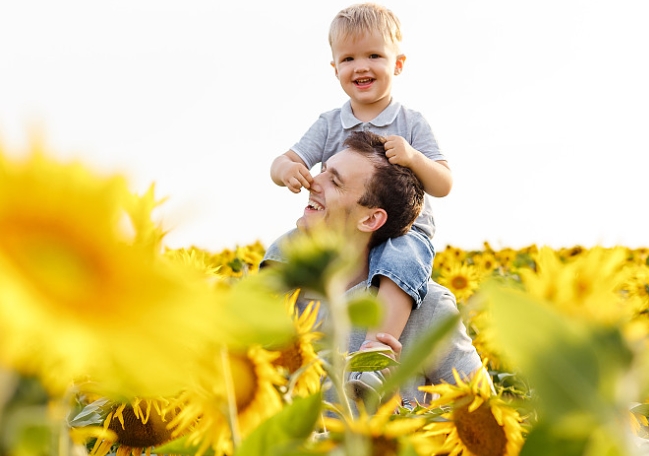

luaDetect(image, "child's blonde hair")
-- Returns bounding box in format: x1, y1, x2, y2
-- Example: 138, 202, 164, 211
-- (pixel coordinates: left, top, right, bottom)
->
328, 3, 402, 50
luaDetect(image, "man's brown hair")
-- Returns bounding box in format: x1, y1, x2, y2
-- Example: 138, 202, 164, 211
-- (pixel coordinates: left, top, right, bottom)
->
343, 130, 424, 248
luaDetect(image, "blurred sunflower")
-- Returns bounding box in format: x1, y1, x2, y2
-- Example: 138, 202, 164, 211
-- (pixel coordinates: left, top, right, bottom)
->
82, 398, 179, 456
207, 241, 266, 280
420, 367, 525, 456
122, 183, 168, 255
164, 246, 222, 283
321, 395, 434, 456
167, 345, 287, 456
433, 246, 465, 280
0, 141, 223, 397
493, 248, 518, 273
470, 250, 498, 276
626, 247, 649, 267
519, 246, 632, 325
272, 290, 325, 397
623, 265, 649, 306
437, 262, 482, 304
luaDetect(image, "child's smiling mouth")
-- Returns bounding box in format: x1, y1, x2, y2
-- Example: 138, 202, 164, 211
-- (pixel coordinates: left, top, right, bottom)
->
354, 78, 374, 87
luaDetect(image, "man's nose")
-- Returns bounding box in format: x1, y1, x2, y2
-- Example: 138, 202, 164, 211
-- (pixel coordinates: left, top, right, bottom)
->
310, 175, 324, 192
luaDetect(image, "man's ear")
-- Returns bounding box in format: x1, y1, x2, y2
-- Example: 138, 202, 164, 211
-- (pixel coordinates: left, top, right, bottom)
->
331, 61, 339, 78
394, 54, 406, 75
358, 209, 388, 233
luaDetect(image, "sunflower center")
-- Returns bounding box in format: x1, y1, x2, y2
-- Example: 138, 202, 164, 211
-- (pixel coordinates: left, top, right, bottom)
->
1, 218, 108, 314
229, 355, 258, 412
453, 402, 507, 456
108, 406, 174, 448
273, 342, 303, 373
451, 275, 469, 290
372, 435, 399, 456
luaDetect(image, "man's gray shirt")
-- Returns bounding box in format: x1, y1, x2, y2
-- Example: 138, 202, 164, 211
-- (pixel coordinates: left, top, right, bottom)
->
295, 280, 482, 405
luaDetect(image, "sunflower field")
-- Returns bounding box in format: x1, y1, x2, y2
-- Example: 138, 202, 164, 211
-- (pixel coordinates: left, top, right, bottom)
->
1, 139, 649, 456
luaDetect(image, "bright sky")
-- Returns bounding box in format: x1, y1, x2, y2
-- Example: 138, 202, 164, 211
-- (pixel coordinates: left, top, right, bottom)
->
1, 1, 647, 253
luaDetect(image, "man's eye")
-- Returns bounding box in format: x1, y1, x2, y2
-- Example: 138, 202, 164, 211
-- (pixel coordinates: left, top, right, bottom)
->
331, 177, 340, 187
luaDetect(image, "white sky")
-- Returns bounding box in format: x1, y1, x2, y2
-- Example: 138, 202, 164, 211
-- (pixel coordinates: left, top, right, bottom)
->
1, 0, 647, 253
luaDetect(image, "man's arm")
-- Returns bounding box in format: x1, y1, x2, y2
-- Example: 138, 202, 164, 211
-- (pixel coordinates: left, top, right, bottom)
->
270, 150, 314, 193
383, 135, 453, 197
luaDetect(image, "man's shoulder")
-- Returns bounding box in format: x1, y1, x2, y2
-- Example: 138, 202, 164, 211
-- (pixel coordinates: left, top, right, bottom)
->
424, 280, 456, 304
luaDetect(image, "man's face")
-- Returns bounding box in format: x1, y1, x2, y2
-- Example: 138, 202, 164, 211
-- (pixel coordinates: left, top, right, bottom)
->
296, 149, 375, 234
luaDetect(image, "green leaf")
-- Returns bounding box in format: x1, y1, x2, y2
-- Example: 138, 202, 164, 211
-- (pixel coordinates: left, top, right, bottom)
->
67, 398, 111, 427
484, 284, 633, 420
521, 421, 589, 456
234, 392, 323, 456
631, 403, 649, 416
346, 349, 399, 371
269, 229, 357, 296
398, 441, 421, 456
521, 418, 634, 456
347, 294, 383, 328
217, 275, 296, 349
380, 311, 460, 397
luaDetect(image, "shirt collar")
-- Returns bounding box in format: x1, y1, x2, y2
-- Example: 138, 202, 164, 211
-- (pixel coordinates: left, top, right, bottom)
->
340, 99, 401, 129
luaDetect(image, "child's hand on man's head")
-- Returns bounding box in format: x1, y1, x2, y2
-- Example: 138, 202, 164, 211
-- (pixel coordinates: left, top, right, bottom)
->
384, 135, 418, 169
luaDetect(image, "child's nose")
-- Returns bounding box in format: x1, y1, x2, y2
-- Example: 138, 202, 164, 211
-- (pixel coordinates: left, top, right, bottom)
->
354, 63, 369, 73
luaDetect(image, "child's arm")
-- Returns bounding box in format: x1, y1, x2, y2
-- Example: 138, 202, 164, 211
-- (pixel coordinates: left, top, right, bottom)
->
384, 135, 453, 197
270, 150, 314, 194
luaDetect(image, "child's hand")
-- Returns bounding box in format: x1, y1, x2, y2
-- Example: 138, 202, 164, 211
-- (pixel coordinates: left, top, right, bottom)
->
384, 135, 417, 168
282, 162, 313, 193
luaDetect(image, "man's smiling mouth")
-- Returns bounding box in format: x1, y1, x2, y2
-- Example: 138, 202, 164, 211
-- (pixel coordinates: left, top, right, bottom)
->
307, 199, 324, 211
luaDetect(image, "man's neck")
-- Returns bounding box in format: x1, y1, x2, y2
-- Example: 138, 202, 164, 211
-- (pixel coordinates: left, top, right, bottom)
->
345, 249, 370, 291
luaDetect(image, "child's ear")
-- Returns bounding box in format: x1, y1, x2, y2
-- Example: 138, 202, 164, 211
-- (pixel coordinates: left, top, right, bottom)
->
394, 54, 406, 75
331, 61, 339, 78
358, 209, 388, 233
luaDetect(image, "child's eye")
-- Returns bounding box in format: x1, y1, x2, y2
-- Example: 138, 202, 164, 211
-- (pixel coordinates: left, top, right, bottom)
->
369, 54, 381, 59
342, 56, 354, 62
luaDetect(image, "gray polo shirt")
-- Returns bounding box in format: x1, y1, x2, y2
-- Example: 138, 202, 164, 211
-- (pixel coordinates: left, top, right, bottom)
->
297, 281, 482, 405
291, 100, 445, 239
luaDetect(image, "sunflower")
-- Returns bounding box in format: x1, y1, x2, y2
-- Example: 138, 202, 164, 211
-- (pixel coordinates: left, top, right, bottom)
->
437, 262, 483, 304
432, 246, 466, 280
77, 398, 179, 456
420, 366, 525, 456
164, 246, 222, 283
167, 345, 287, 456
470, 250, 498, 276
272, 290, 326, 397
493, 248, 518, 273
207, 240, 267, 280
623, 265, 649, 306
519, 246, 633, 325
320, 395, 434, 456
0, 141, 221, 397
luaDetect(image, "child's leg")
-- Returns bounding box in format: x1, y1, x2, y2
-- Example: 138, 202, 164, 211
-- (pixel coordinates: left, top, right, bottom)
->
347, 229, 434, 404
363, 275, 413, 349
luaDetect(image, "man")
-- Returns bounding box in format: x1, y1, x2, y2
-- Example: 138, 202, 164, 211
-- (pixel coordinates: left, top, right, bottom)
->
262, 130, 481, 406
